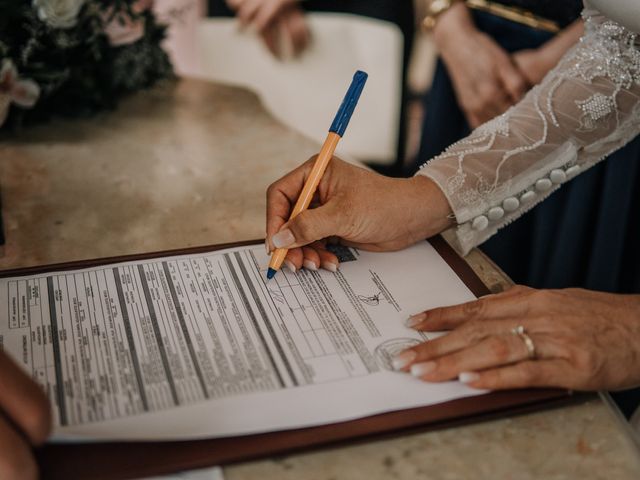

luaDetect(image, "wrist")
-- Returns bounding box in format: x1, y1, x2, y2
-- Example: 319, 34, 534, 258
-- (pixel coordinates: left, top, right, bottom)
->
433, 3, 476, 49
404, 175, 454, 242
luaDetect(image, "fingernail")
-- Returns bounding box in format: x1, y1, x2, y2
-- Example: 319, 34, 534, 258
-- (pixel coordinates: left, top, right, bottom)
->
303, 260, 318, 271
322, 262, 338, 273
391, 350, 416, 371
410, 361, 436, 378
272, 229, 295, 249
284, 260, 296, 273
265, 238, 270, 255
405, 313, 426, 328
459, 372, 480, 384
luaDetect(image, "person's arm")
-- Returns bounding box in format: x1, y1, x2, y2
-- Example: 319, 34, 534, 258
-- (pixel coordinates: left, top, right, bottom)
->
417, 15, 640, 255
513, 20, 584, 87
226, 0, 309, 58
431, 2, 528, 127
0, 351, 51, 479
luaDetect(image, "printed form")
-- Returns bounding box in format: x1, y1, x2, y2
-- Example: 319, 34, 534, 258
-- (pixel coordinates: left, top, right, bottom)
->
0, 242, 481, 440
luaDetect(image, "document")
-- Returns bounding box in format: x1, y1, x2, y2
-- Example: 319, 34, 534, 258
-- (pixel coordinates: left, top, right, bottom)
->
0, 242, 481, 441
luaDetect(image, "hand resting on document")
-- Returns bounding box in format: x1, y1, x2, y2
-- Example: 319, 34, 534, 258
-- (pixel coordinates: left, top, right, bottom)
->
0, 351, 51, 479
393, 286, 640, 391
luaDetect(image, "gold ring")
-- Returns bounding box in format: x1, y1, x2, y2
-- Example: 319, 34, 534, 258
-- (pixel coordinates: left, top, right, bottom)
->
511, 325, 536, 360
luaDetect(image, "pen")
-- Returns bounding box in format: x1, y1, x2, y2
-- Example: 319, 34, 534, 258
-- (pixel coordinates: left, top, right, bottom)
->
267, 70, 368, 280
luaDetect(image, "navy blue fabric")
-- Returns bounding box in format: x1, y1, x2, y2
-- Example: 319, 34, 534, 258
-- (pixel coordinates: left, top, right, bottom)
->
412, 11, 640, 294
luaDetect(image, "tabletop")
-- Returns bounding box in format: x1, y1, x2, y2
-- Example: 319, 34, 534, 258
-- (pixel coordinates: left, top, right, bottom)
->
1, 78, 639, 479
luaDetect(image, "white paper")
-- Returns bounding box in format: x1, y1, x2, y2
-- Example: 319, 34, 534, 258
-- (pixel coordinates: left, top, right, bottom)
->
0, 242, 481, 441
138, 465, 224, 480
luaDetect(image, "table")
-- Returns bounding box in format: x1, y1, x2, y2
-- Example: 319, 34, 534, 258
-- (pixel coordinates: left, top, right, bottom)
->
1, 78, 639, 479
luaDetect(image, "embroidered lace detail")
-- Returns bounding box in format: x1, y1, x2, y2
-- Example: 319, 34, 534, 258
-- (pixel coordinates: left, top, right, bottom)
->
417, 9, 640, 255
577, 93, 616, 130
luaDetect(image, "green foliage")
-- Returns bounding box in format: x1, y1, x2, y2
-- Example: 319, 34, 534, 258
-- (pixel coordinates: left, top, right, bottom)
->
0, 0, 174, 130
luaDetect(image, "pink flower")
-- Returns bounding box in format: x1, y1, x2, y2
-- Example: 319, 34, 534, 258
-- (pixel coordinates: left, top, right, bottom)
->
103, 1, 153, 47
0, 60, 40, 127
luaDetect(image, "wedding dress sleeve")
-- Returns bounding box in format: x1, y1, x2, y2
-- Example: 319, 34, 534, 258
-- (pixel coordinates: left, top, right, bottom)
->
417, 11, 640, 255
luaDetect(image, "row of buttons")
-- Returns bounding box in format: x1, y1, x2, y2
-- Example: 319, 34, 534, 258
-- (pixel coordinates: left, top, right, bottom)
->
470, 164, 581, 231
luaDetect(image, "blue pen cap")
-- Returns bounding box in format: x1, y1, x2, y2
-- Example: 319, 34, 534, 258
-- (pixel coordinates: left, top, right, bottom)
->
329, 70, 368, 137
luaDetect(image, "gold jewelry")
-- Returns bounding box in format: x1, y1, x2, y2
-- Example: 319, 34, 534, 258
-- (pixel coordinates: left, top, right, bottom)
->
466, 0, 560, 33
422, 0, 462, 31
511, 325, 537, 360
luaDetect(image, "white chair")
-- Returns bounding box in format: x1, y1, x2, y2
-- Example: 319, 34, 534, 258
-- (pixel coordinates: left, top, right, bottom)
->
194, 14, 404, 164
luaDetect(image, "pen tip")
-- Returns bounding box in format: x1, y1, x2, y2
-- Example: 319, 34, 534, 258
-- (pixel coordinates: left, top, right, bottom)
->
266, 268, 277, 280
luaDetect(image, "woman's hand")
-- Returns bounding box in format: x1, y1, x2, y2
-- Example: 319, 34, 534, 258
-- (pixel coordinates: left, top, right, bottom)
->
512, 48, 554, 87
226, 0, 309, 58
0, 351, 52, 479
265, 157, 453, 271
513, 20, 584, 88
393, 286, 640, 391
433, 3, 528, 128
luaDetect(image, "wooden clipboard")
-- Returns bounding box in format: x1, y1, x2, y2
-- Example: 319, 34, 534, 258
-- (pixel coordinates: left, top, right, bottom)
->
0, 237, 576, 479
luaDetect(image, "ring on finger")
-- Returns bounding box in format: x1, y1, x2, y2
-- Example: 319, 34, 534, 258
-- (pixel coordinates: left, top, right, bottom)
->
511, 325, 536, 360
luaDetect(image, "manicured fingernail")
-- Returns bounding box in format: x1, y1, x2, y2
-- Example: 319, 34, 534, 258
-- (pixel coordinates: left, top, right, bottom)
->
284, 260, 296, 273
322, 262, 338, 273
405, 313, 426, 328
265, 238, 270, 255
459, 372, 480, 384
392, 350, 416, 371
303, 260, 318, 271
272, 229, 295, 248
410, 361, 436, 378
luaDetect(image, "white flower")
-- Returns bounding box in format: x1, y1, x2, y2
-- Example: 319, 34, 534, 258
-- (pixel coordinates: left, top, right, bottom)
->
33, 0, 86, 29
0, 60, 41, 127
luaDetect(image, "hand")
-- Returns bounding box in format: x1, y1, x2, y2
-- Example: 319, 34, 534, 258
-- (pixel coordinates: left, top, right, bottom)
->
512, 48, 554, 87
513, 20, 585, 88
265, 157, 453, 271
0, 351, 52, 479
259, 6, 310, 59
434, 4, 528, 128
392, 286, 640, 391
226, 0, 309, 58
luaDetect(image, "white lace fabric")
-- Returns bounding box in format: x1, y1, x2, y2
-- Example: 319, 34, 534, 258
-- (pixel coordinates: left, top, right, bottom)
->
417, 8, 640, 255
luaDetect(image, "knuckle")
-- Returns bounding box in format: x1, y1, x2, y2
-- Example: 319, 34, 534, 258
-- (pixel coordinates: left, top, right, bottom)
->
487, 336, 511, 362
294, 217, 315, 241
519, 362, 540, 383
460, 320, 485, 344
512, 285, 532, 294
572, 348, 601, 374
530, 289, 551, 308
534, 315, 556, 333
462, 299, 486, 319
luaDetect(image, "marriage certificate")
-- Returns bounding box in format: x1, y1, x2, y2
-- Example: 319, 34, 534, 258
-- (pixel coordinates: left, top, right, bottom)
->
0, 241, 482, 441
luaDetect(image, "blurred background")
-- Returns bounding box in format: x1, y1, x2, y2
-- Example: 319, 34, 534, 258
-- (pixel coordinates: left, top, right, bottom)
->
155, 0, 436, 170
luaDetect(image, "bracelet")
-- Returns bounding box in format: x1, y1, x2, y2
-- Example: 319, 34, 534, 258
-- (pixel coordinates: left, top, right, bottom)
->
422, 0, 462, 31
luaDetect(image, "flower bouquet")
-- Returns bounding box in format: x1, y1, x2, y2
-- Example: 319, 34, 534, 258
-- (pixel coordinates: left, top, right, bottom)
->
0, 0, 174, 130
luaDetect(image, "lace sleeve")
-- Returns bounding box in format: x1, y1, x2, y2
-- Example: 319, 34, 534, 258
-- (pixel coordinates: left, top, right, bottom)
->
417, 12, 640, 255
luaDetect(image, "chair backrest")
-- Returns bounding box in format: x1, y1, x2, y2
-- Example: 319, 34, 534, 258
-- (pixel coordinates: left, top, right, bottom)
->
196, 14, 403, 164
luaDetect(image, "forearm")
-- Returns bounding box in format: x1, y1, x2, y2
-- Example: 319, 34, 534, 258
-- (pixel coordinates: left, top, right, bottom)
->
432, 2, 475, 53
534, 20, 584, 75
417, 17, 640, 255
